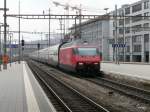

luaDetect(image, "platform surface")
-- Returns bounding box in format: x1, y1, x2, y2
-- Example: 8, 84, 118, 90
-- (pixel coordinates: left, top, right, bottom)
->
0, 62, 56, 112
101, 62, 150, 80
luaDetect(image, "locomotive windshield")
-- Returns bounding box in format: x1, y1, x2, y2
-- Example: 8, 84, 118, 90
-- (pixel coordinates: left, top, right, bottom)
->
73, 48, 99, 56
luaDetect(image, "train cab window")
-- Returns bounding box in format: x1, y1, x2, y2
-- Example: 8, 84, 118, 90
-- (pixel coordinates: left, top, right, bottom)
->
74, 48, 99, 56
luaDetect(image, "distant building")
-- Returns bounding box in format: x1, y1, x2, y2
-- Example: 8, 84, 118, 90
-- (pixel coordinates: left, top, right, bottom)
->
4, 33, 63, 56
110, 0, 150, 62
69, 17, 111, 61
70, 0, 150, 63
23, 33, 62, 55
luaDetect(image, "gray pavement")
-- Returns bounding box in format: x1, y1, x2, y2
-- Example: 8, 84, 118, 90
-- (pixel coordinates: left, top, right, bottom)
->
101, 62, 150, 80
0, 62, 27, 112
0, 62, 56, 112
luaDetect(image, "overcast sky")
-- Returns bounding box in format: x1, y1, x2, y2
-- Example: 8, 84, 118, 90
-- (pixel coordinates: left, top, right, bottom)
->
0, 0, 139, 41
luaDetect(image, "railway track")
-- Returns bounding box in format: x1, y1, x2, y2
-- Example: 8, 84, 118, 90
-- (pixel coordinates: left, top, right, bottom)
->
86, 77, 150, 103
28, 60, 110, 112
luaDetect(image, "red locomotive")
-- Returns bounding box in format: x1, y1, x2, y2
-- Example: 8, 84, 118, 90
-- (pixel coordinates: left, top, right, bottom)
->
30, 40, 102, 73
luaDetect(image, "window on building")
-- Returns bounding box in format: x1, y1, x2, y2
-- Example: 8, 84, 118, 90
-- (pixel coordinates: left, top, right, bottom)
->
132, 36, 136, 42
119, 28, 124, 34
108, 39, 115, 44
132, 24, 142, 32
144, 12, 149, 19
125, 17, 130, 24
132, 35, 142, 43
132, 14, 142, 23
143, 23, 149, 30
125, 27, 130, 33
144, 1, 149, 9
118, 38, 124, 43
144, 34, 149, 42
126, 46, 130, 52
133, 45, 141, 52
125, 7, 130, 15
119, 19, 124, 25
125, 36, 130, 43
132, 3, 142, 13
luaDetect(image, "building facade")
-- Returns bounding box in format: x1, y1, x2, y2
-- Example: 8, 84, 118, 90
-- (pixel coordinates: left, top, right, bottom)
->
70, 0, 150, 63
109, 0, 150, 62
70, 19, 111, 61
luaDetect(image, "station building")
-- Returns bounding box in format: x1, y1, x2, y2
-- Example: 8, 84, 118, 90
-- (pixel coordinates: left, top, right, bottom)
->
69, 18, 111, 61
111, 0, 150, 63
70, 0, 150, 63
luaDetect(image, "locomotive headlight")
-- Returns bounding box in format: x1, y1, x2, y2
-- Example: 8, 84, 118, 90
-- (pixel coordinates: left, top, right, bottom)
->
78, 62, 84, 65
94, 62, 98, 65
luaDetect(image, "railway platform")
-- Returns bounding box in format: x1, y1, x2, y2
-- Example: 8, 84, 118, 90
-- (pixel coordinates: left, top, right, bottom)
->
0, 61, 56, 112
101, 62, 150, 81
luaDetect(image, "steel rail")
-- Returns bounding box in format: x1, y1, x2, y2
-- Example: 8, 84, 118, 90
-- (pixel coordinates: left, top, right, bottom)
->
86, 77, 150, 103
28, 61, 72, 112
29, 60, 110, 112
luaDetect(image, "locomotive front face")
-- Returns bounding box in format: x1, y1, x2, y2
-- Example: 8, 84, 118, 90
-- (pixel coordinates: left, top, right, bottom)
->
72, 47, 101, 72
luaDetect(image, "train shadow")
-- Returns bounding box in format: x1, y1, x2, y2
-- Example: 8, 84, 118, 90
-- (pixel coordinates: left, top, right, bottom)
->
29, 58, 104, 78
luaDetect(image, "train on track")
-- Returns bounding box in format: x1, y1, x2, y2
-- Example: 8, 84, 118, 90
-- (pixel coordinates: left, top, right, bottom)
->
30, 40, 102, 74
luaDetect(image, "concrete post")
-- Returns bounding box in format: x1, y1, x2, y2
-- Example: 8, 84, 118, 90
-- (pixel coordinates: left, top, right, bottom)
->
18, 0, 21, 64
141, 35, 145, 62
123, 10, 126, 62
130, 36, 133, 62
